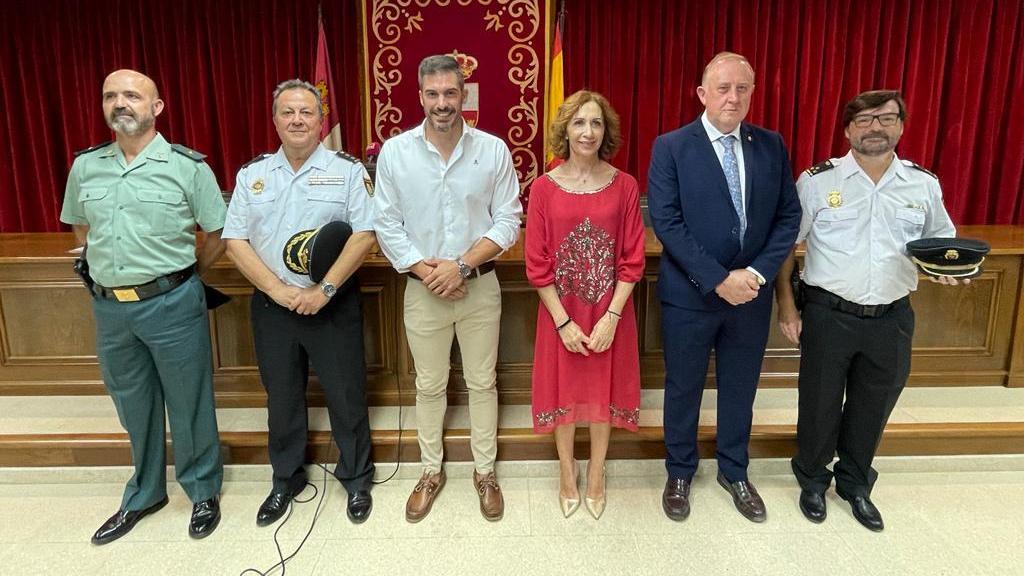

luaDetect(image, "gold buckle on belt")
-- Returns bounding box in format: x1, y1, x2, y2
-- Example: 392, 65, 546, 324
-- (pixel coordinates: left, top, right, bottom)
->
112, 288, 141, 302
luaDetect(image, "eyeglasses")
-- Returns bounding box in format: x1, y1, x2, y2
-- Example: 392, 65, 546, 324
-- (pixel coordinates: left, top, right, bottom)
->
852, 113, 901, 128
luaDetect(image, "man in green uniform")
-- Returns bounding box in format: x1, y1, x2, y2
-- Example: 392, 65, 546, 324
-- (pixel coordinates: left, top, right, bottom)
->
60, 69, 227, 544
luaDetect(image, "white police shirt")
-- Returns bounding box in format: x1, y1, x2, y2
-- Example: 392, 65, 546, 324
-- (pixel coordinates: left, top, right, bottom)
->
372, 121, 523, 273
222, 144, 374, 288
796, 151, 956, 305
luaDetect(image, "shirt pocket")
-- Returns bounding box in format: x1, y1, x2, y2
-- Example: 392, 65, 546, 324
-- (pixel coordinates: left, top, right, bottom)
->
79, 187, 112, 224
136, 188, 185, 235
812, 207, 859, 252
894, 207, 926, 248
307, 186, 348, 221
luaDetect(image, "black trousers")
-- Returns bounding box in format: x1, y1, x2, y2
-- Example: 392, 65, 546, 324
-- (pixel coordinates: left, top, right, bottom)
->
792, 291, 913, 498
251, 284, 375, 494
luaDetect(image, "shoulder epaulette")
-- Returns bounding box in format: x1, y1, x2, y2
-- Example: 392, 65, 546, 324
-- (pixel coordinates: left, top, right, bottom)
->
170, 143, 207, 162
241, 153, 273, 170
804, 160, 835, 177
335, 150, 361, 164
73, 141, 113, 157
904, 160, 938, 180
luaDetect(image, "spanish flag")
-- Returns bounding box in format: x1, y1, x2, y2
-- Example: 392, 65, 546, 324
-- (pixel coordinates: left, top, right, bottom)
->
314, 11, 343, 151
546, 14, 564, 170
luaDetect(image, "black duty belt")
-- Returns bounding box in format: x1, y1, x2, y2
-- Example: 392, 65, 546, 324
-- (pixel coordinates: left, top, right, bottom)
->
92, 266, 195, 302
406, 260, 495, 282
801, 283, 907, 319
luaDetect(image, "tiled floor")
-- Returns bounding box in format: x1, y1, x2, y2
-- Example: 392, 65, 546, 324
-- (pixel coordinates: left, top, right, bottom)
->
1, 458, 1021, 575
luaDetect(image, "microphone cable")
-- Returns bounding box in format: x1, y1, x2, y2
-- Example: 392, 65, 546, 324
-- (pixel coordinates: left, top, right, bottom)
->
240, 381, 404, 576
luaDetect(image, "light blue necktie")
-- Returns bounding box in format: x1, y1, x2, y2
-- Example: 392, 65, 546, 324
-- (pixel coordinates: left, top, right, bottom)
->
721, 135, 746, 243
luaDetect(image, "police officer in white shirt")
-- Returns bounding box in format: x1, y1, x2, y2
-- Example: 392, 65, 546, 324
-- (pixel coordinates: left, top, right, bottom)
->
775, 90, 958, 532
373, 54, 523, 523
223, 80, 376, 526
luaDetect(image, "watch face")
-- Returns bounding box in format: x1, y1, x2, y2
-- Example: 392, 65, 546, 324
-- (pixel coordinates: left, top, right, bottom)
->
321, 283, 337, 297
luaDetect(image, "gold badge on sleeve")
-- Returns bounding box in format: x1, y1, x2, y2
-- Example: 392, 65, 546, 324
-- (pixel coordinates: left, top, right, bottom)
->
827, 190, 842, 208
364, 176, 375, 198
251, 178, 265, 195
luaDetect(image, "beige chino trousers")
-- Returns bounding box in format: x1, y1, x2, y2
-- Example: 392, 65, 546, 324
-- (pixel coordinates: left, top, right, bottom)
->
404, 272, 501, 474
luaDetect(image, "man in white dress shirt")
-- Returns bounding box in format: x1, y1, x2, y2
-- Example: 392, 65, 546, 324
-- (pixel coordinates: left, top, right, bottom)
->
774, 90, 958, 531
223, 80, 376, 526
373, 54, 523, 523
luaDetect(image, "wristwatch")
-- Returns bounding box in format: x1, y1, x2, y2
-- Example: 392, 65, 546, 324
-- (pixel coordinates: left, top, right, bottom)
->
319, 281, 337, 299
456, 258, 472, 279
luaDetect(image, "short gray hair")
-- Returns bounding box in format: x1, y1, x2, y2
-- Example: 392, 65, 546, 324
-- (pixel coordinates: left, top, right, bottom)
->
417, 55, 464, 89
271, 79, 322, 116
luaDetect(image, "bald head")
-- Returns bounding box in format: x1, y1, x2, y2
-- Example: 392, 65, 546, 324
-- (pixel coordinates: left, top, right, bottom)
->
104, 69, 160, 100
697, 52, 755, 134
700, 52, 755, 87
102, 69, 163, 137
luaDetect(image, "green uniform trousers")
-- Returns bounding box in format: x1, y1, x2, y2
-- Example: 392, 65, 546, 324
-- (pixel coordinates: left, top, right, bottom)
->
93, 275, 223, 511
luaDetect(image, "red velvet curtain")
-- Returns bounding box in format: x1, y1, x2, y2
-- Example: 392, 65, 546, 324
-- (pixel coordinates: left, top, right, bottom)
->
563, 0, 1024, 225
0, 0, 364, 232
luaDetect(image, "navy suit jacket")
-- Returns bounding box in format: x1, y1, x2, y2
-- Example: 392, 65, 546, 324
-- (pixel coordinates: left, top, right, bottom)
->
647, 118, 801, 311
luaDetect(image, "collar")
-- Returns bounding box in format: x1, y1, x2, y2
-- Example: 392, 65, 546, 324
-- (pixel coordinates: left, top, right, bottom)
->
102, 132, 169, 161
142, 133, 172, 162
413, 119, 473, 146
700, 111, 743, 144
269, 143, 330, 173
839, 150, 909, 182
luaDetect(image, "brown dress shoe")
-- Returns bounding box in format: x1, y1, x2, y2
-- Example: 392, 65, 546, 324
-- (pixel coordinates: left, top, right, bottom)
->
662, 477, 691, 521
473, 470, 504, 521
406, 470, 446, 523
717, 472, 766, 522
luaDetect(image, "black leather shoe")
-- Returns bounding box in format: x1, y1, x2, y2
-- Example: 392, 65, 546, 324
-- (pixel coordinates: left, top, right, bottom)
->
717, 472, 767, 523
346, 490, 373, 524
662, 477, 691, 521
91, 496, 169, 545
189, 497, 221, 539
799, 489, 827, 523
843, 494, 884, 532
256, 488, 299, 527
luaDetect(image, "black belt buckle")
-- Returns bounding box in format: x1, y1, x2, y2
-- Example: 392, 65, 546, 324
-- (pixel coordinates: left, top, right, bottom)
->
860, 304, 879, 318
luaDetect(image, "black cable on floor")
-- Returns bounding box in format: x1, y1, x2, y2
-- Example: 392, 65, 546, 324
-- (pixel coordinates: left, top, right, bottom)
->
240, 390, 404, 576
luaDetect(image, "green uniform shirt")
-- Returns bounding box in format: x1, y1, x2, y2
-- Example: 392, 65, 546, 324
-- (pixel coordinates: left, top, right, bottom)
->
60, 133, 227, 287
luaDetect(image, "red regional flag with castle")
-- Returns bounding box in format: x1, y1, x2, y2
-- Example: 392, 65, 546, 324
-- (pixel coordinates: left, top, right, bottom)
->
314, 13, 343, 151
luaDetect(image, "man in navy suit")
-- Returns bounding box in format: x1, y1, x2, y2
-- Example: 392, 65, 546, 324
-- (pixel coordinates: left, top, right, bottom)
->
648, 52, 800, 522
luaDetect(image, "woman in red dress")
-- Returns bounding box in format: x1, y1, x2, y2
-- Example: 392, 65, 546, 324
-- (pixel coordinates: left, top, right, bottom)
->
526, 90, 645, 519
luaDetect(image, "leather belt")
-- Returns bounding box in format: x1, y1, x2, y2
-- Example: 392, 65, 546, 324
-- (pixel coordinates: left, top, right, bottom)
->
802, 283, 907, 319
92, 266, 195, 302
407, 261, 495, 282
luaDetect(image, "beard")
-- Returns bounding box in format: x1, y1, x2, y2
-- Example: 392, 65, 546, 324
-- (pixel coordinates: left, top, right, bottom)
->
428, 108, 458, 132
107, 106, 155, 136
851, 131, 896, 157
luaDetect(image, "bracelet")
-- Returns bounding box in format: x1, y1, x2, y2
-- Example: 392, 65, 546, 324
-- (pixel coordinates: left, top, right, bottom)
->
607, 309, 622, 318
555, 317, 572, 331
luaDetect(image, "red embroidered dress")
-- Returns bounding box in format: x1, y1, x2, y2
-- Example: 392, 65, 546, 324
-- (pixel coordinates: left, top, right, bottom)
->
525, 171, 646, 433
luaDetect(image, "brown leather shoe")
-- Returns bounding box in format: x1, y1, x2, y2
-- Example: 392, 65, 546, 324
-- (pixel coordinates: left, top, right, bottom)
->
473, 470, 504, 521
662, 477, 691, 521
717, 472, 766, 522
405, 470, 446, 523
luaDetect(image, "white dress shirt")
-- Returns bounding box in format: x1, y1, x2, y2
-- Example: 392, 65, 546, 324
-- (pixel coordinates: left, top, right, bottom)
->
222, 144, 374, 288
797, 151, 956, 305
373, 121, 523, 272
701, 111, 747, 207
700, 112, 763, 283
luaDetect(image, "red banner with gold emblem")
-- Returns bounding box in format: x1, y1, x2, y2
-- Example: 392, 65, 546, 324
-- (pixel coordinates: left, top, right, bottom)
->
361, 0, 551, 196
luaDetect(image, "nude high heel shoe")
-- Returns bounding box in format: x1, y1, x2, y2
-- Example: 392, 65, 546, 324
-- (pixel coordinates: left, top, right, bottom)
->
559, 461, 581, 518
585, 467, 606, 520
